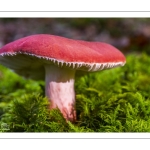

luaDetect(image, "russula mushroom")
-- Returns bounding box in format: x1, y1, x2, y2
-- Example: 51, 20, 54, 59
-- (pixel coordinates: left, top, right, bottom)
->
0, 34, 126, 122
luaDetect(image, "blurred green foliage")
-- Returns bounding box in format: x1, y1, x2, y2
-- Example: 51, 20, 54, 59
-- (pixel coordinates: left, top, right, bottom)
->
1, 53, 150, 132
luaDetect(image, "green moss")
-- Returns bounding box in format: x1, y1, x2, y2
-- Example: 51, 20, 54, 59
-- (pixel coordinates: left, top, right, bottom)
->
1, 53, 150, 132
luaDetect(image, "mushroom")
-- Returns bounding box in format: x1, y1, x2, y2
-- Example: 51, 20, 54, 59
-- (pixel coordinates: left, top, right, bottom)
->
0, 34, 126, 122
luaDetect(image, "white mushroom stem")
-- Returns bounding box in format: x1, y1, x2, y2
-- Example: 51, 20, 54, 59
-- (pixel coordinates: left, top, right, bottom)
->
45, 64, 76, 122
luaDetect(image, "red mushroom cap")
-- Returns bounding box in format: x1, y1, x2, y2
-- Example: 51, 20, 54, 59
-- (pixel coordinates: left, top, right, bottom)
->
0, 34, 126, 79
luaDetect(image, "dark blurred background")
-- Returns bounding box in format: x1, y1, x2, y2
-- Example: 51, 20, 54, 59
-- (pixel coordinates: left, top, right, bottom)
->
0, 18, 150, 54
